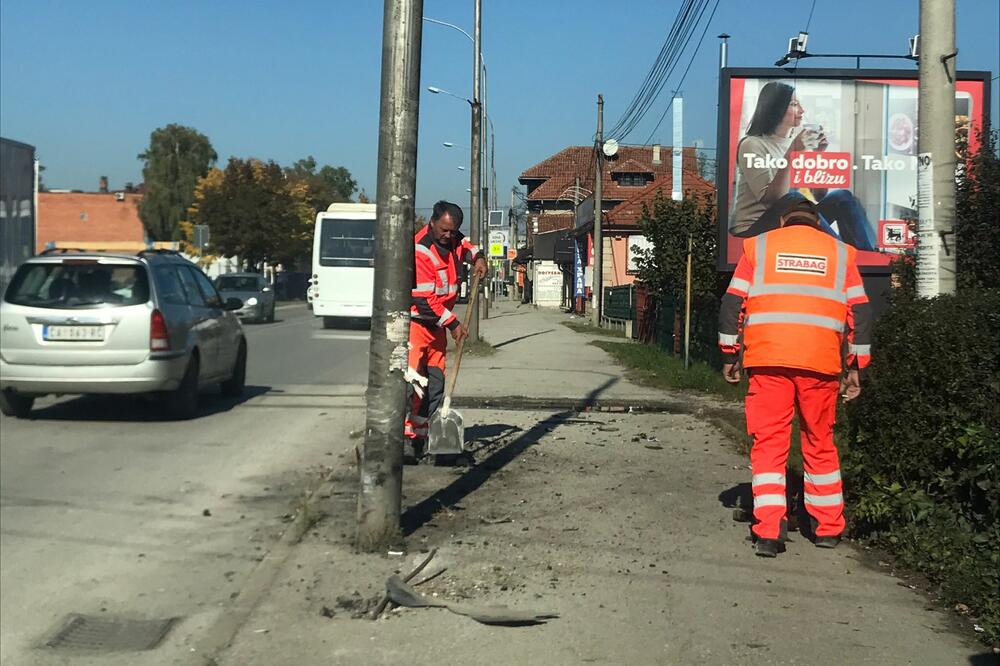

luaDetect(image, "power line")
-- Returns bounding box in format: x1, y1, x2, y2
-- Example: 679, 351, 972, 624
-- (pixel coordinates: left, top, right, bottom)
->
804, 0, 818, 32
614, 0, 710, 140
605, 0, 708, 141
642, 0, 721, 145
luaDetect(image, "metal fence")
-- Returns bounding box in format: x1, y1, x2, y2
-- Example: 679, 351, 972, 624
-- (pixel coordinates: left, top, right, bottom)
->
603, 284, 636, 322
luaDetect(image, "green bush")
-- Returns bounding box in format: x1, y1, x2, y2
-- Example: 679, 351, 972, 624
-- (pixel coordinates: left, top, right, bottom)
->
844, 289, 1000, 642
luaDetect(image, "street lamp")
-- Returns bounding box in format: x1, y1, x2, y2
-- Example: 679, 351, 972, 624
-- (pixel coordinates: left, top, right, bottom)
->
427, 84, 495, 207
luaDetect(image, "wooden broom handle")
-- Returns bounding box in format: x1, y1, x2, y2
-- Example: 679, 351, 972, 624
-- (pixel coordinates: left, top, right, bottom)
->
444, 271, 481, 401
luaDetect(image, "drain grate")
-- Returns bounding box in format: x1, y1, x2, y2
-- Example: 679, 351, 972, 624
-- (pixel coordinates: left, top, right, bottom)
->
44, 614, 178, 652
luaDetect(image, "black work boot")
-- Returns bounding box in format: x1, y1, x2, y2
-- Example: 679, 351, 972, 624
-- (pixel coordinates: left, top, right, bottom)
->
754, 538, 784, 558
403, 439, 425, 465
814, 535, 841, 549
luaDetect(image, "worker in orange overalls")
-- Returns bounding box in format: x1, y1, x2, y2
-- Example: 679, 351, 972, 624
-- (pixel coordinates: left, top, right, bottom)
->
718, 198, 872, 558
404, 200, 487, 463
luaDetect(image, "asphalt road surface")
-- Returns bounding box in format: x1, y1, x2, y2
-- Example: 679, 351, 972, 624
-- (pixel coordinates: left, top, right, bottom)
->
0, 303, 369, 665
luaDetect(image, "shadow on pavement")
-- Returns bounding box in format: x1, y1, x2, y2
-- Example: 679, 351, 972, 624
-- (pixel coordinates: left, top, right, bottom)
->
401, 377, 618, 536
491, 329, 555, 349
25, 385, 272, 422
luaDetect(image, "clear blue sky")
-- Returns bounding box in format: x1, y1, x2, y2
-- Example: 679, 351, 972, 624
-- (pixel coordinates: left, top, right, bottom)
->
2, 0, 997, 213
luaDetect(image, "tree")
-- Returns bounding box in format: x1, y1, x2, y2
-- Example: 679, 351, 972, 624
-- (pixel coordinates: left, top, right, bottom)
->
137, 124, 217, 241
188, 158, 312, 269
284, 156, 357, 213
955, 128, 999, 290
633, 190, 719, 355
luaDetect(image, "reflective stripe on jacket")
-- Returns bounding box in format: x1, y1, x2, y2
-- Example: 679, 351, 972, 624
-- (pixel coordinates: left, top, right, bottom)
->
717, 224, 872, 376
410, 225, 482, 329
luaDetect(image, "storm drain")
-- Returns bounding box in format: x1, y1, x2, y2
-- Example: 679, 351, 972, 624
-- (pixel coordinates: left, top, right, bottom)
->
44, 614, 178, 652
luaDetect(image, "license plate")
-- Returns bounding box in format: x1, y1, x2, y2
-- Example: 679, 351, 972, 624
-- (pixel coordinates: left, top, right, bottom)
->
43, 325, 105, 341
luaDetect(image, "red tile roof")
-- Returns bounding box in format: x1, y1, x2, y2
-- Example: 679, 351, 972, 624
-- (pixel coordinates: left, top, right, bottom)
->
37, 192, 145, 252
605, 175, 716, 229
519, 145, 707, 203
609, 157, 653, 174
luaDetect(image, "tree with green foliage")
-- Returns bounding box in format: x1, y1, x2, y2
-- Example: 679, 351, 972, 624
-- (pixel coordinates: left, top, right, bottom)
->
284, 156, 357, 213
137, 124, 217, 241
188, 158, 312, 270
633, 190, 718, 304
956, 129, 999, 290
633, 190, 720, 359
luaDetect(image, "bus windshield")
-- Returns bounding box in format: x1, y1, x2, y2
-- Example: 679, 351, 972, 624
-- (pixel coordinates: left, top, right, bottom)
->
319, 218, 375, 268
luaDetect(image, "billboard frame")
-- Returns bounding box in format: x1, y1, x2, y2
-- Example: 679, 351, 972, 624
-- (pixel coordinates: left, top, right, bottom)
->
715, 67, 992, 274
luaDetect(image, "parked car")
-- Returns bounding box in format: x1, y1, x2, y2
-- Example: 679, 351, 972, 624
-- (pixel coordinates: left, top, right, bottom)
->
0, 249, 247, 420
214, 273, 275, 323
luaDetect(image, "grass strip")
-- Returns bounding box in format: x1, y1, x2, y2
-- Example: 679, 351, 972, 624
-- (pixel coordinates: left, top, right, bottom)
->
561, 321, 626, 338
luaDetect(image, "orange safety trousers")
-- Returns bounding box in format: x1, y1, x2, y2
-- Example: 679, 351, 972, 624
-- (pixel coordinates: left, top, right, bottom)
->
746, 367, 845, 540
404, 322, 448, 442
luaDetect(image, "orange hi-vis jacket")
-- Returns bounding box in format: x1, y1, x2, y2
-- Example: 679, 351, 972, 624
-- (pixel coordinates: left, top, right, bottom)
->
411, 225, 482, 330
718, 224, 872, 376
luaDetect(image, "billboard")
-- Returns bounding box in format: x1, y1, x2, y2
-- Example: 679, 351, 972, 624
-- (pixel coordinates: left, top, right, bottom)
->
716, 68, 991, 272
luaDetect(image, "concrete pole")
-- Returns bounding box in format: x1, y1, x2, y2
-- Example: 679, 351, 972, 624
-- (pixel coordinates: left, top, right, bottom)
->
916, 0, 957, 296
356, 0, 423, 552
591, 95, 604, 327
468, 0, 483, 341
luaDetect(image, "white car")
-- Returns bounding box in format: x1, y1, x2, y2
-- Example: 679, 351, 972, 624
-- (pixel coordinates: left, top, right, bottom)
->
0, 249, 247, 419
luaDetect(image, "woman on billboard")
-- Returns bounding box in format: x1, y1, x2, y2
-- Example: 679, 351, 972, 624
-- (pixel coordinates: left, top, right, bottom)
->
729, 81, 876, 251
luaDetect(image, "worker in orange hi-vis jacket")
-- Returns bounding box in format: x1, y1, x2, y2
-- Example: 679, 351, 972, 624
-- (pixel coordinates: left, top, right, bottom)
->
404, 201, 487, 463
718, 198, 872, 558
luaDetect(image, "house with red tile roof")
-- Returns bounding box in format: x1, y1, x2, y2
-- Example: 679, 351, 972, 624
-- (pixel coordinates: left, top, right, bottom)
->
517, 144, 715, 306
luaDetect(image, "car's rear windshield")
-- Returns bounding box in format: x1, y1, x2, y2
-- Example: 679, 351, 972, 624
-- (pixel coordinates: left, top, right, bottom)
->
4, 261, 150, 309
216, 275, 261, 291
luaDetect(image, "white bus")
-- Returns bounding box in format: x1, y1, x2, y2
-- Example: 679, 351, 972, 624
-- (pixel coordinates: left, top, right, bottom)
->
312, 203, 376, 328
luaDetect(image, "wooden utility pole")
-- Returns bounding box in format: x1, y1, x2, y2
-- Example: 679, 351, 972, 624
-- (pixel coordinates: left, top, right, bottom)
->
916, 0, 957, 296
356, 0, 423, 552
591, 94, 604, 327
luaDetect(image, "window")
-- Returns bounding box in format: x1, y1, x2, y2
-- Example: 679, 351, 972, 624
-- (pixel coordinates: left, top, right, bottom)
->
5, 262, 149, 309
320, 218, 375, 267
176, 266, 206, 307
154, 267, 189, 305
187, 267, 223, 308
615, 173, 650, 187
216, 275, 262, 291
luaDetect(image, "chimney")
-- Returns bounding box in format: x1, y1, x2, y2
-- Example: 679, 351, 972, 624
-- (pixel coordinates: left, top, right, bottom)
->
652, 144, 661, 165
99, 176, 109, 193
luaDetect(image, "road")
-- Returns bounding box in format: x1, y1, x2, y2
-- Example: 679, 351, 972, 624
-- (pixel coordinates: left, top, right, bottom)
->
0, 304, 369, 665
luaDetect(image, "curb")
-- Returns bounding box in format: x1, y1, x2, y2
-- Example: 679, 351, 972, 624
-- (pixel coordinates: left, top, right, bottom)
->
192, 470, 335, 665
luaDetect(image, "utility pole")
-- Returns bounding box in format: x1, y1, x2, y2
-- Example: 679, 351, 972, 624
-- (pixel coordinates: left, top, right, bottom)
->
591, 94, 604, 327
916, 0, 957, 296
468, 0, 483, 341
356, 0, 423, 552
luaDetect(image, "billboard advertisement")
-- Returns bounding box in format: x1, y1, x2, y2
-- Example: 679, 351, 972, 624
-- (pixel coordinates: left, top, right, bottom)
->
716, 68, 991, 272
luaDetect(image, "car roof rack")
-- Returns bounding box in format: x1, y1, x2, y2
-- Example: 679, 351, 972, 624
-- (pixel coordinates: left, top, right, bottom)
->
136, 248, 184, 257
40, 247, 97, 255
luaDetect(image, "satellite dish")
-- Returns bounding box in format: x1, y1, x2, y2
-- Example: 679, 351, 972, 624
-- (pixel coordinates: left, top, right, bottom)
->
602, 139, 619, 157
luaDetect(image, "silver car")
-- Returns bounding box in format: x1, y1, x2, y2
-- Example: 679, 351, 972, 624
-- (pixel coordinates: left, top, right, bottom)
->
214, 273, 275, 323
0, 249, 247, 420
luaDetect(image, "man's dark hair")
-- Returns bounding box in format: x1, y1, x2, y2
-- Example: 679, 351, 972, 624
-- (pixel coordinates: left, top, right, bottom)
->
746, 81, 795, 137
431, 200, 464, 227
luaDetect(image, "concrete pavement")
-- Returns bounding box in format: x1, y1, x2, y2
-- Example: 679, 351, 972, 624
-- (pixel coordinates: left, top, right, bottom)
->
215, 300, 986, 666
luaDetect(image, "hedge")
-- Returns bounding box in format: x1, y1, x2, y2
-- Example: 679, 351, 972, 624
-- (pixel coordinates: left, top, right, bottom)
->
843, 288, 1000, 643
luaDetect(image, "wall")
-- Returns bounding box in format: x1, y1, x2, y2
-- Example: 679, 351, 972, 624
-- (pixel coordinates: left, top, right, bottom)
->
37, 192, 144, 252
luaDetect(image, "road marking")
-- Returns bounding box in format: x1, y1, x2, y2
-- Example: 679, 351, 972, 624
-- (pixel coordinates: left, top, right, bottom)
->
312, 332, 370, 340
276, 302, 305, 310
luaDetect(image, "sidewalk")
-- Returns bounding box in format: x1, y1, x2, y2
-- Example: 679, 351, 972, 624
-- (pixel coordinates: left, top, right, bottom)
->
215, 302, 985, 665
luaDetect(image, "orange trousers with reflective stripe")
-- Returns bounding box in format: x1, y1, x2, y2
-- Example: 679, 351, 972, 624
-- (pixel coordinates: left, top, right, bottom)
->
746, 367, 845, 540
404, 322, 447, 442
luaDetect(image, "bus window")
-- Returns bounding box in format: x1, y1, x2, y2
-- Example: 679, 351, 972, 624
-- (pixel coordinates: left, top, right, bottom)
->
320, 219, 375, 268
